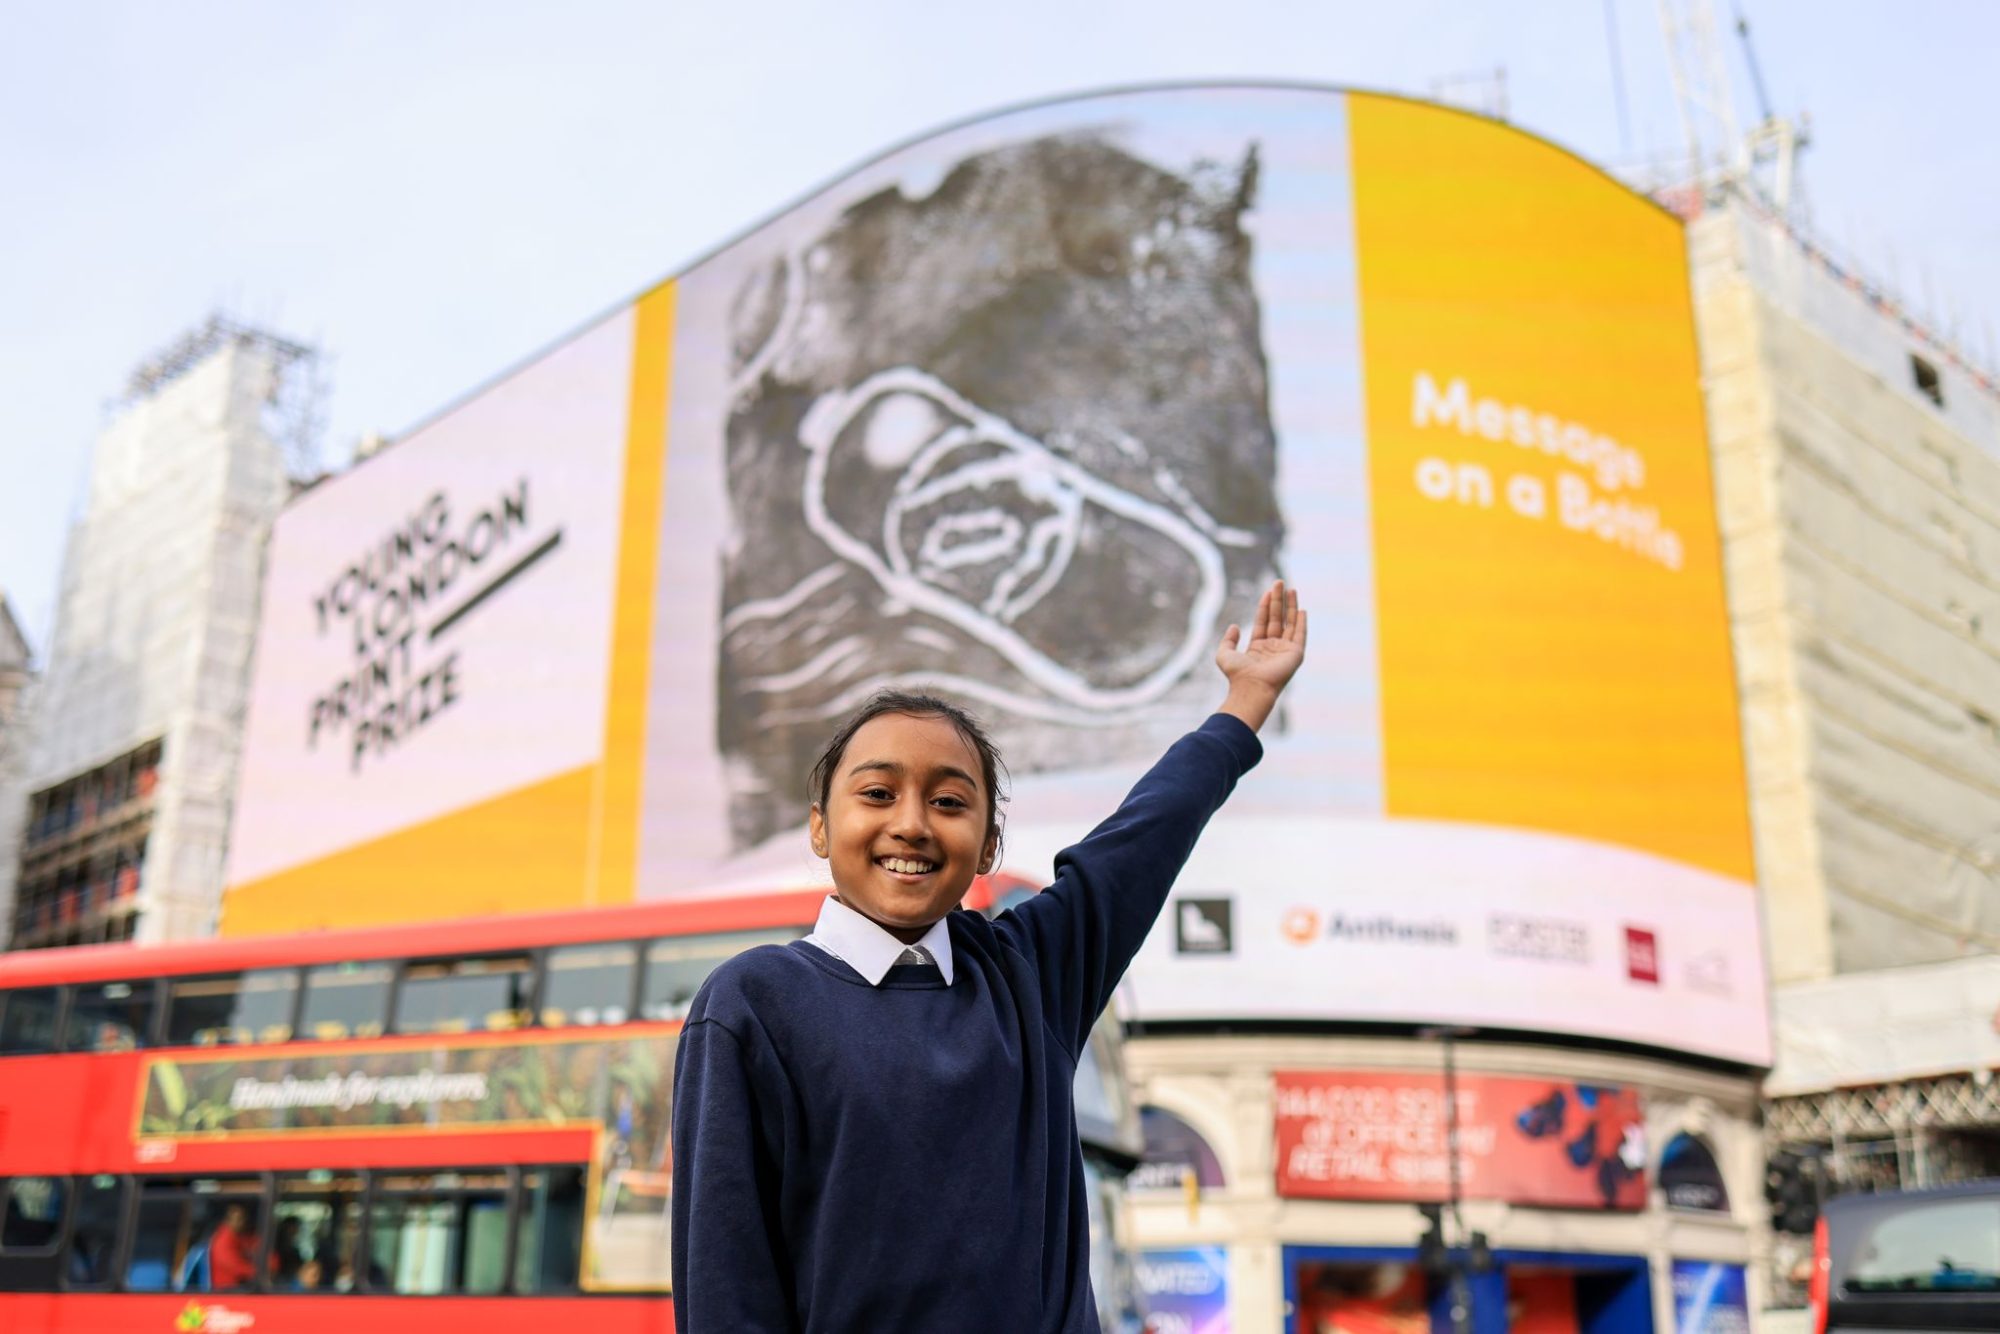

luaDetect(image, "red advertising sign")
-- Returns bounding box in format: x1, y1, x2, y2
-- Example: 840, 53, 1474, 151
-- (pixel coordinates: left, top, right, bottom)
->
1274, 1070, 1646, 1210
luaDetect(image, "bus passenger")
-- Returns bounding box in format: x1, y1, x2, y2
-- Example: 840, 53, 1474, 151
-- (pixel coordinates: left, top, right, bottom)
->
672, 581, 1307, 1332
270, 1216, 305, 1284
207, 1204, 257, 1290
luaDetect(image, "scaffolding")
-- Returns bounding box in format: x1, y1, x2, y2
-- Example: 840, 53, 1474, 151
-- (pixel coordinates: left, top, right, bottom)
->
11, 317, 313, 948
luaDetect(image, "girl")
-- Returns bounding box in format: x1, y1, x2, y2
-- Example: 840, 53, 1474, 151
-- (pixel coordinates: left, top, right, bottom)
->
672, 580, 1306, 1332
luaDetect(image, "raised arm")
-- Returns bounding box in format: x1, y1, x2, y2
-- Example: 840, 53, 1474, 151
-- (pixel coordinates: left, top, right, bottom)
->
996, 580, 1306, 1053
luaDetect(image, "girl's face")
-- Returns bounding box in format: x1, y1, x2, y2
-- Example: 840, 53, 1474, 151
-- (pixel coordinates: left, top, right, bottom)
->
809, 711, 997, 943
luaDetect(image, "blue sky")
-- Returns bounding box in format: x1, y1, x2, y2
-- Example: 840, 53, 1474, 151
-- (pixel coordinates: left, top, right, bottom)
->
3, 0, 1994, 654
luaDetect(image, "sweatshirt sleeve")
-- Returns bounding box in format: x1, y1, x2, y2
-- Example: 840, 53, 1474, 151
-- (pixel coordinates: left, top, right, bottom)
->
670, 1017, 796, 1333
993, 712, 1262, 1054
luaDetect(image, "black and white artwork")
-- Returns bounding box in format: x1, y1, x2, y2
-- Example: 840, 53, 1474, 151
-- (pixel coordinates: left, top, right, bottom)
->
715, 130, 1286, 849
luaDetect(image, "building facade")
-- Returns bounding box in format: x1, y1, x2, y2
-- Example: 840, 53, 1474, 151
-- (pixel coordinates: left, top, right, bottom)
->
1688, 187, 2000, 1304
0, 595, 33, 940
1126, 1032, 1762, 1332
9, 319, 308, 949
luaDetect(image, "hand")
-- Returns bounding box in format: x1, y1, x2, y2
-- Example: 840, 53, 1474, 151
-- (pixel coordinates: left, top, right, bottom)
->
1215, 579, 1306, 732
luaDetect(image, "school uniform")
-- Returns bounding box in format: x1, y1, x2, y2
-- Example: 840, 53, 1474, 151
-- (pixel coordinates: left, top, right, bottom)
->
670, 714, 1261, 1333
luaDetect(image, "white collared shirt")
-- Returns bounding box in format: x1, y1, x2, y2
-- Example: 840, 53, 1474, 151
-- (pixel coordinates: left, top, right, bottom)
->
803, 895, 955, 986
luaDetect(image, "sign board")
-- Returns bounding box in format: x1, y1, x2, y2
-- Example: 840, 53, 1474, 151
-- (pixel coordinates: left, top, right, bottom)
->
1670, 1261, 1751, 1334
1274, 1069, 1646, 1210
1138, 1247, 1230, 1334
223, 85, 1767, 1065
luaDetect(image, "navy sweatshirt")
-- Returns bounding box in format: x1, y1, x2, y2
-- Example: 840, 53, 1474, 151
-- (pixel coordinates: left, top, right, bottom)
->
669, 713, 1262, 1333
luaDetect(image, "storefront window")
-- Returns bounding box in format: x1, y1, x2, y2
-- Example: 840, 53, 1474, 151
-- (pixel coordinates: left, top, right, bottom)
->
1293, 1260, 1428, 1334
1130, 1104, 1226, 1195
1659, 1132, 1731, 1213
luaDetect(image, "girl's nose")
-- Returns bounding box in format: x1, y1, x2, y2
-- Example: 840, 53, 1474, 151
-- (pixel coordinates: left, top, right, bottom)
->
888, 795, 932, 840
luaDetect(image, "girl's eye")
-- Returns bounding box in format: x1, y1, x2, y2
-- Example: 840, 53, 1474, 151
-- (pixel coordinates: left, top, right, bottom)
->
859, 786, 892, 801
933, 795, 968, 811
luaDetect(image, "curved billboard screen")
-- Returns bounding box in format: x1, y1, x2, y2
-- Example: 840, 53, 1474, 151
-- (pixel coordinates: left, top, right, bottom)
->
225, 86, 1768, 1065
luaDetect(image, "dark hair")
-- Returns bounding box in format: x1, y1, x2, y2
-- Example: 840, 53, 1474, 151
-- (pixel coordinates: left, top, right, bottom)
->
809, 689, 1008, 855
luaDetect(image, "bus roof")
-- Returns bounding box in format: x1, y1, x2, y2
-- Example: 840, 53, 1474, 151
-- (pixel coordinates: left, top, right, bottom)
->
0, 871, 1028, 988
0, 887, 828, 987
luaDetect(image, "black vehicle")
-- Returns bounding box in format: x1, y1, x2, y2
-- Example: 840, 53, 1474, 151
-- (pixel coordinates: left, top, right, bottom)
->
1812, 1181, 2000, 1332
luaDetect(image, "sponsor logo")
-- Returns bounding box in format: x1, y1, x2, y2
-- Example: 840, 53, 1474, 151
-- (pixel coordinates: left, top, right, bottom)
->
1487, 914, 1590, 965
176, 1303, 255, 1334
1666, 1179, 1727, 1211
306, 480, 564, 774
1684, 949, 1732, 997
1325, 914, 1457, 946
1624, 927, 1660, 984
1173, 898, 1233, 955
1282, 910, 1457, 947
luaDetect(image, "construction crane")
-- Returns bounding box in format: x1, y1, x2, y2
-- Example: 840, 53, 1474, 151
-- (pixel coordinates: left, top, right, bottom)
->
1655, 0, 1808, 216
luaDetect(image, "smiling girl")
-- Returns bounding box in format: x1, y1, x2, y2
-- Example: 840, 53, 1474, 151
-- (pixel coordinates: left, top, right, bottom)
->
670, 580, 1307, 1333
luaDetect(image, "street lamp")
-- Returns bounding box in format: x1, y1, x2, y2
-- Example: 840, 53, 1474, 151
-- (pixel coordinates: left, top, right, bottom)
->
1418, 1024, 1491, 1334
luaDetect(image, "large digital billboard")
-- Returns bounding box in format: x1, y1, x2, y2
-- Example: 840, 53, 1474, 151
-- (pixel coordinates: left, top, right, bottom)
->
224, 85, 1769, 1065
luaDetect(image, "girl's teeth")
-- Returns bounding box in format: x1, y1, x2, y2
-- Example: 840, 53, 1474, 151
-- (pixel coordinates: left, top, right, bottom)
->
881, 858, 934, 874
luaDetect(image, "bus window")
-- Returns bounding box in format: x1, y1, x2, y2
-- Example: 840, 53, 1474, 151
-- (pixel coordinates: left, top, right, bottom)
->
166, 970, 299, 1047
2, 1176, 64, 1252
588, 1159, 672, 1290
126, 1177, 264, 1293
641, 929, 801, 1021
367, 1171, 510, 1294
515, 1167, 586, 1294
64, 1175, 126, 1289
0, 987, 61, 1055
63, 978, 156, 1052
540, 943, 637, 1028
273, 1172, 364, 1291
298, 962, 392, 1042
0, 1176, 65, 1293
394, 955, 535, 1035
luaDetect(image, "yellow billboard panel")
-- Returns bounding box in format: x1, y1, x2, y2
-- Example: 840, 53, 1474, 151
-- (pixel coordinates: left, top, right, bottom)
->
1351, 93, 1752, 881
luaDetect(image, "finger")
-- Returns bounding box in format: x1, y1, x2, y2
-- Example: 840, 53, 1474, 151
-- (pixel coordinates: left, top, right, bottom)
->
1220, 624, 1241, 652
1259, 580, 1279, 641
1293, 606, 1308, 648
1281, 584, 1297, 638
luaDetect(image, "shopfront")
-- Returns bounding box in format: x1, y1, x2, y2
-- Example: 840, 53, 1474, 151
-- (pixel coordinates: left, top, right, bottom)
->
1124, 1032, 1766, 1333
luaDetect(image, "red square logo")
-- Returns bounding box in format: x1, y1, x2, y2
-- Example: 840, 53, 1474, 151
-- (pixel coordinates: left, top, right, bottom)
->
1624, 927, 1660, 984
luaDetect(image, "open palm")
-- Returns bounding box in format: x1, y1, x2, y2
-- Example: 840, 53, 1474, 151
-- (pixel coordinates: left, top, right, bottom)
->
1215, 579, 1307, 692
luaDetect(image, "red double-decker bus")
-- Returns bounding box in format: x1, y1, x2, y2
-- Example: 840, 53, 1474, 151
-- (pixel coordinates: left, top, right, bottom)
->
0, 879, 1146, 1333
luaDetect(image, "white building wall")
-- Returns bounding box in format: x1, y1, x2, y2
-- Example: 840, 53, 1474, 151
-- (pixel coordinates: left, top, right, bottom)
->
24, 332, 294, 943
1692, 201, 2000, 985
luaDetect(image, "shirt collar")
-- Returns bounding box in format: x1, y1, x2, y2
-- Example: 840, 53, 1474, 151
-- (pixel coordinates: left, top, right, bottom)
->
807, 895, 955, 986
